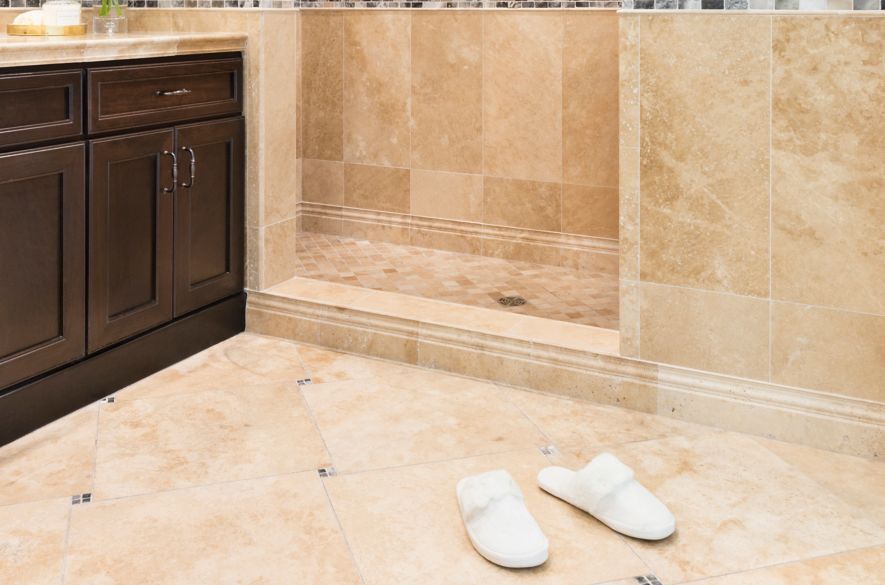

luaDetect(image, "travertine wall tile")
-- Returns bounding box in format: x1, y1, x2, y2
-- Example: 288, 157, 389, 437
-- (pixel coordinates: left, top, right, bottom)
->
301, 12, 343, 162
410, 170, 483, 222
411, 12, 483, 174
483, 177, 562, 232
619, 146, 640, 282
639, 14, 771, 297
619, 14, 640, 149
640, 283, 770, 380
562, 184, 618, 238
619, 280, 640, 357
772, 302, 885, 401
262, 11, 300, 225
262, 217, 300, 288
343, 11, 411, 167
482, 12, 563, 183
563, 11, 619, 188
771, 15, 885, 315
344, 164, 410, 213
302, 159, 344, 206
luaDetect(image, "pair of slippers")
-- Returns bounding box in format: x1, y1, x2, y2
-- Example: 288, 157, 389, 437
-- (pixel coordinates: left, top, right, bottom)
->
456, 453, 675, 568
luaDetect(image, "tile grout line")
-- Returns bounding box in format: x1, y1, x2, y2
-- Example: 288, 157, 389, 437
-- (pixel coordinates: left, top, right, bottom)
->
58, 503, 74, 585
767, 13, 774, 384
318, 476, 368, 585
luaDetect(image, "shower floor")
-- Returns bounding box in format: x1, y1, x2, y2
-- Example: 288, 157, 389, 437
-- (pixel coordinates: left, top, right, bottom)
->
293, 232, 619, 330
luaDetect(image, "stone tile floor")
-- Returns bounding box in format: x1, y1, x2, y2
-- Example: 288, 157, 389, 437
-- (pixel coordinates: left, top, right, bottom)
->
293, 232, 620, 329
1, 333, 883, 584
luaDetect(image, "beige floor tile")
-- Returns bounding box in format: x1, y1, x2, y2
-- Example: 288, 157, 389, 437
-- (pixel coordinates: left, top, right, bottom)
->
65, 473, 362, 585
505, 388, 713, 459
302, 373, 547, 472
0, 404, 98, 506
689, 545, 885, 585
755, 437, 885, 529
325, 450, 650, 585
93, 382, 330, 499
297, 344, 422, 383
0, 497, 70, 585
119, 333, 308, 401
600, 433, 884, 583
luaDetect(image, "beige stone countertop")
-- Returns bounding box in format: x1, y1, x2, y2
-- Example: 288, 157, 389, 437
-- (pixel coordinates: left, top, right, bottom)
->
0, 32, 246, 68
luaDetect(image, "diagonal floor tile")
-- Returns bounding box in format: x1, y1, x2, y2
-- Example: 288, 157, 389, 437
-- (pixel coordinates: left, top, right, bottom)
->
324, 449, 650, 585
688, 545, 885, 584
754, 437, 885, 530
581, 433, 885, 584
118, 333, 308, 401
504, 387, 714, 459
296, 344, 420, 384
93, 382, 330, 499
0, 404, 98, 506
0, 497, 70, 585
302, 373, 547, 472
65, 473, 362, 585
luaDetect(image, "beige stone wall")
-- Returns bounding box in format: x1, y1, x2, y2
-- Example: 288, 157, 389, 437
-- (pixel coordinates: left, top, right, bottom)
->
299, 9, 620, 272
129, 8, 301, 290
619, 12, 884, 405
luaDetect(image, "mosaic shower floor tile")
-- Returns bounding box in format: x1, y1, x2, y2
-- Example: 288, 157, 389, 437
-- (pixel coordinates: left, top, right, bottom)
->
293, 232, 619, 329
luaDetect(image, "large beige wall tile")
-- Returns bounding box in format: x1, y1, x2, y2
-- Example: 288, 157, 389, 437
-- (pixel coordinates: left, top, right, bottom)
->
483, 176, 561, 232
410, 170, 482, 222
261, 12, 300, 225
619, 146, 640, 281
411, 12, 482, 174
563, 11, 619, 188
640, 283, 769, 380
302, 159, 344, 205
301, 11, 343, 161
344, 163, 410, 213
639, 15, 770, 297
262, 217, 299, 288
483, 12, 562, 183
343, 11, 411, 167
772, 302, 885, 402
771, 16, 885, 315
619, 14, 640, 149
562, 184, 618, 238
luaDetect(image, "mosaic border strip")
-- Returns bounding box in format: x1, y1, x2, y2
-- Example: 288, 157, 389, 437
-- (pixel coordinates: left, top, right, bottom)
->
1, 0, 882, 8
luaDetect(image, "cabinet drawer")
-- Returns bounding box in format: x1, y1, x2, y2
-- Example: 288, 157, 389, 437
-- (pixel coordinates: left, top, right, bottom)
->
0, 70, 83, 149
88, 58, 242, 133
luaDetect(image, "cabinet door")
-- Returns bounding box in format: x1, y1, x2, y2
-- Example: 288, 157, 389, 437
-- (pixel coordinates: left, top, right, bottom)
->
174, 118, 244, 316
0, 143, 85, 389
89, 130, 175, 352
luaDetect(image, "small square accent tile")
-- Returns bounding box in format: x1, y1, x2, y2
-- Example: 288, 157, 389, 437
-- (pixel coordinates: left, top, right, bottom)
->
71, 492, 92, 505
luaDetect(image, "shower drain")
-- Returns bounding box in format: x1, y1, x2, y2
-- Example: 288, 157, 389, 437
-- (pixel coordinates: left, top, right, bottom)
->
497, 295, 527, 307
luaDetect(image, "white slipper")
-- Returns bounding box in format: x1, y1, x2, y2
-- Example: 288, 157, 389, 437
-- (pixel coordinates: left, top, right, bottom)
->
456, 469, 549, 568
538, 453, 675, 540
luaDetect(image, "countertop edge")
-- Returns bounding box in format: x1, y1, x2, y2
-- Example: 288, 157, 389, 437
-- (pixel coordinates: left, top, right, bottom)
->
0, 32, 248, 67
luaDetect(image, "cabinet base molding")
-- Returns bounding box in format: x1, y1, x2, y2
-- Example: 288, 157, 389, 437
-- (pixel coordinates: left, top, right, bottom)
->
0, 292, 246, 446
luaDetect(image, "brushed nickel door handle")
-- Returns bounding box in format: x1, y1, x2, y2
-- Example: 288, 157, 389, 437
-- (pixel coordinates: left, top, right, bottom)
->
161, 150, 177, 193
155, 88, 192, 97
180, 146, 196, 189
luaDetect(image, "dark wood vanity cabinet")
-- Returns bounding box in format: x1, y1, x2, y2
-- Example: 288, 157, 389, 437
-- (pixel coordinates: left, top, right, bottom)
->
0, 54, 246, 444
0, 143, 86, 388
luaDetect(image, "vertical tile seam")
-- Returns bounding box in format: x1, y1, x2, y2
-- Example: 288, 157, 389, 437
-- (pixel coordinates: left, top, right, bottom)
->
768, 13, 773, 383
636, 13, 642, 360
480, 10, 486, 257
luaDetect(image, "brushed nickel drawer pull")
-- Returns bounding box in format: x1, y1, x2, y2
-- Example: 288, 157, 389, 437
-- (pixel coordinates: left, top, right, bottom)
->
161, 150, 177, 193
155, 88, 192, 97
180, 146, 196, 189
